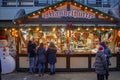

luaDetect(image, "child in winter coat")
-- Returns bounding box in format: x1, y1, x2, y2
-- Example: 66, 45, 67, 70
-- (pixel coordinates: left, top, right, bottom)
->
100, 42, 112, 80
94, 46, 108, 80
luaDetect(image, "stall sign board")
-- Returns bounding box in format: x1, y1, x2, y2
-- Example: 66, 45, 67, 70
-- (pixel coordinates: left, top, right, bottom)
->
42, 10, 95, 19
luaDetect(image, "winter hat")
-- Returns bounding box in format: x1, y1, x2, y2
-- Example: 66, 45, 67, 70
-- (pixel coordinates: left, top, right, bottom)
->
100, 42, 107, 49
98, 46, 104, 51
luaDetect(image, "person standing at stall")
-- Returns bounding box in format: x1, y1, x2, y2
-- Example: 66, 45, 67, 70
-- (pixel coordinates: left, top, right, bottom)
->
37, 43, 46, 77
46, 42, 57, 75
27, 40, 32, 74
27, 39, 37, 74
31, 38, 37, 73
94, 46, 108, 80
100, 42, 112, 80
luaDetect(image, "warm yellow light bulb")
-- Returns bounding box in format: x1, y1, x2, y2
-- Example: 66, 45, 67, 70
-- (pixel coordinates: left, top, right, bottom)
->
44, 9, 46, 11
33, 13, 35, 16
55, 6, 57, 8
39, 30, 42, 33
36, 27, 40, 31
49, 7, 51, 9
94, 28, 97, 30
79, 5, 82, 7
28, 28, 31, 31
15, 30, 18, 33
15, 34, 18, 37
74, 3, 77, 5
20, 28, 23, 31
86, 28, 89, 30
77, 28, 81, 31
4, 28, 7, 31
110, 18, 114, 21
60, 4, 62, 6
12, 28, 15, 31
90, 9, 93, 12
53, 28, 56, 31
101, 28, 105, 31
85, 7, 88, 9
38, 11, 41, 14
95, 12, 98, 14
110, 28, 113, 30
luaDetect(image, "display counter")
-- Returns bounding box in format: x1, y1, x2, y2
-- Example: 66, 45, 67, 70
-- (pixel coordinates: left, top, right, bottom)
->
17, 52, 117, 72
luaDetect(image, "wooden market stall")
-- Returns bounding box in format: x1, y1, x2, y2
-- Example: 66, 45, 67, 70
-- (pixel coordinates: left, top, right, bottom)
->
12, 0, 120, 71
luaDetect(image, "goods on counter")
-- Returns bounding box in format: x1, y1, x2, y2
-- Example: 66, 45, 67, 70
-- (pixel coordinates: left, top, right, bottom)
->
64, 49, 75, 54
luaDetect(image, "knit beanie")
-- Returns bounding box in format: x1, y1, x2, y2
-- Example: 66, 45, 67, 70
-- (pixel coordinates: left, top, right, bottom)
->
98, 46, 104, 51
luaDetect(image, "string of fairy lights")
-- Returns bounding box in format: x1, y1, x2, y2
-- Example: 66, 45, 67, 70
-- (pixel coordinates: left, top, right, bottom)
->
1, 26, 117, 38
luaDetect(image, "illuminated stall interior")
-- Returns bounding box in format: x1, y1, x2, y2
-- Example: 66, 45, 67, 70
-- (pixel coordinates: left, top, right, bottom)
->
15, 26, 117, 54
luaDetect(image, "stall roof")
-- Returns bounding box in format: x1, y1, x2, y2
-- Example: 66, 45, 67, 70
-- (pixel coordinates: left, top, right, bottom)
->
14, 0, 119, 24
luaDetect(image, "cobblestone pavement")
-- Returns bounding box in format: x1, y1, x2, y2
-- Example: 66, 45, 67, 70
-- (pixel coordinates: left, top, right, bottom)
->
2, 71, 120, 80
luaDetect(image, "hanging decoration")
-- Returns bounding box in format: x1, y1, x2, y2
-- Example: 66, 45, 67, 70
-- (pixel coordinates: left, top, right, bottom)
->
67, 23, 74, 29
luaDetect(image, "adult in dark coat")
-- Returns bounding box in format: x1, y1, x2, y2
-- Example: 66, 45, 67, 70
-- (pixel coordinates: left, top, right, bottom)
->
27, 40, 37, 74
94, 46, 108, 80
37, 43, 46, 76
46, 42, 57, 75
100, 42, 112, 80
27, 40, 32, 57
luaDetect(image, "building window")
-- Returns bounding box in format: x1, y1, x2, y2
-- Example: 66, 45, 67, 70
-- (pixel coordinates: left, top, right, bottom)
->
36, 0, 62, 6
1, 0, 34, 7
75, 0, 84, 3
87, 0, 110, 7
2, 0, 9, 6
37, 0, 48, 6
96, 0, 102, 5
87, 0, 96, 4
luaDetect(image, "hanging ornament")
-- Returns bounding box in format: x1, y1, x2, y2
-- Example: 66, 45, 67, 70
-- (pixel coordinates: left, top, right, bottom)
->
67, 23, 74, 29
56, 30, 61, 38
38, 31, 43, 38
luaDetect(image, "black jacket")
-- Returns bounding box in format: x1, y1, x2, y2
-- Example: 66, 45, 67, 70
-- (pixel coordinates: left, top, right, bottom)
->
29, 42, 37, 57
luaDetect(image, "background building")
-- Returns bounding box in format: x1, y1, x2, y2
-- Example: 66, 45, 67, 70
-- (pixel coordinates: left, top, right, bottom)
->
0, 0, 120, 21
